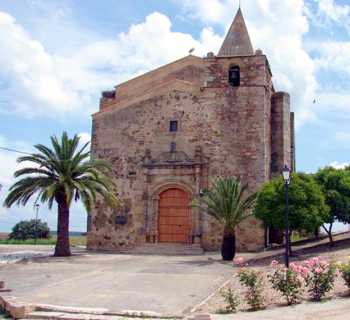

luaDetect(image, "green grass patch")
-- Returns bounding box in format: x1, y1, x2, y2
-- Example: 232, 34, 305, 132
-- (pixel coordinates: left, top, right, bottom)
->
0, 235, 86, 247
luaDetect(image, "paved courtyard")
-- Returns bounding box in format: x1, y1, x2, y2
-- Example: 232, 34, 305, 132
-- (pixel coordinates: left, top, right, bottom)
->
0, 247, 233, 314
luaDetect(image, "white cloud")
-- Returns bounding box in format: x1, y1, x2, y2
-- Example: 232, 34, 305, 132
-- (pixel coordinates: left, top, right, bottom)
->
175, 0, 231, 25
313, 41, 350, 76
78, 132, 91, 146
174, 0, 317, 127
306, 0, 350, 31
0, 10, 220, 119
330, 161, 349, 169
0, 11, 81, 117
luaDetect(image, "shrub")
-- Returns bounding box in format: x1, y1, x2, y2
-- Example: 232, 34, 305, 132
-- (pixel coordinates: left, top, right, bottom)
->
338, 259, 350, 291
220, 288, 240, 313
9, 219, 50, 240
302, 257, 336, 301
238, 268, 265, 311
268, 260, 305, 305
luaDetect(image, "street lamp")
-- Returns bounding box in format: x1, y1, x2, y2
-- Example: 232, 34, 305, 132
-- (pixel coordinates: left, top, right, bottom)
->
34, 204, 40, 244
282, 165, 291, 268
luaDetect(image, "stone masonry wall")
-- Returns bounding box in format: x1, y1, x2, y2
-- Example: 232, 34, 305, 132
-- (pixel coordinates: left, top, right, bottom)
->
88, 53, 280, 252
271, 92, 292, 177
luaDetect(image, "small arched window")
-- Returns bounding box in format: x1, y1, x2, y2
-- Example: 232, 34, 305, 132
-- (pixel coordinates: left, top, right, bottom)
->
228, 65, 240, 87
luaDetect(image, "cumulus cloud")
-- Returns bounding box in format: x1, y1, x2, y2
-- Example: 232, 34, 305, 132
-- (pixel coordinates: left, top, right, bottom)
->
0, 1, 324, 128
174, 0, 231, 25
174, 0, 318, 127
330, 161, 349, 169
0, 10, 220, 119
313, 41, 350, 76
306, 0, 350, 32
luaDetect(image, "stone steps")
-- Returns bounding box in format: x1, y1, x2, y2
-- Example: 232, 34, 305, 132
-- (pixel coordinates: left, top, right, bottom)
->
129, 243, 204, 255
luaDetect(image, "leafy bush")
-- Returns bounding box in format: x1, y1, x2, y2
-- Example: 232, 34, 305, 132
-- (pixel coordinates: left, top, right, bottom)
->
268, 260, 305, 305
315, 167, 350, 244
9, 219, 50, 240
238, 268, 265, 311
302, 257, 336, 301
338, 259, 350, 290
220, 288, 240, 313
254, 173, 329, 253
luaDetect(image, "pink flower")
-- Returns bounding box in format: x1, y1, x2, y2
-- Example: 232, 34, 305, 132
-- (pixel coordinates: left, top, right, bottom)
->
271, 260, 279, 268
234, 257, 245, 267
315, 268, 322, 274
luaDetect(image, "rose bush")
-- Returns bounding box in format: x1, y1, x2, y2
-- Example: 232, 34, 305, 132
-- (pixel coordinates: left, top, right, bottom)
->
268, 260, 305, 305
238, 268, 265, 311
302, 257, 336, 301
220, 288, 240, 313
338, 258, 350, 291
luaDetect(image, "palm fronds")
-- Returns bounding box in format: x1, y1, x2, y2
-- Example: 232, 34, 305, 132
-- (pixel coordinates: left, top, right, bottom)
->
4, 131, 118, 211
193, 177, 257, 232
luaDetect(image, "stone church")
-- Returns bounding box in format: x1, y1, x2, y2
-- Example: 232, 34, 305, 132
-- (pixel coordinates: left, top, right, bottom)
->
87, 8, 295, 253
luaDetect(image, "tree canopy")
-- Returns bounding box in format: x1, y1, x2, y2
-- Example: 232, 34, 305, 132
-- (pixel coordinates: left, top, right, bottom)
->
9, 219, 50, 240
254, 173, 329, 235
314, 167, 350, 243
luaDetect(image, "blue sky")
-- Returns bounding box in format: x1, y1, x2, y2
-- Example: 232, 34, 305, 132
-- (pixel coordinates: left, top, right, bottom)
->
0, 0, 349, 232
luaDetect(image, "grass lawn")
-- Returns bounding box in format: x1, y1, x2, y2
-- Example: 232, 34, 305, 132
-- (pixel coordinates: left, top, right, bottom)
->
0, 235, 86, 247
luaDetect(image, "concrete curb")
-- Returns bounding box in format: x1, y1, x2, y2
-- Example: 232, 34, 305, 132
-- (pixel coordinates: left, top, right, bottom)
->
0, 294, 185, 319
0, 295, 36, 319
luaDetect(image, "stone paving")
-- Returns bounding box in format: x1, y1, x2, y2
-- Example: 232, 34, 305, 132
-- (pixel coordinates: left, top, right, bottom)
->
0, 247, 233, 315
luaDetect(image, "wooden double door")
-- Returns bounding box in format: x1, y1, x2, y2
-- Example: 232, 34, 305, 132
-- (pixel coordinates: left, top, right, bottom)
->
158, 188, 190, 243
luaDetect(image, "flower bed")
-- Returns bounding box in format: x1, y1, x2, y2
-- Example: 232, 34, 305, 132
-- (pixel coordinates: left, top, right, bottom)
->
198, 255, 350, 314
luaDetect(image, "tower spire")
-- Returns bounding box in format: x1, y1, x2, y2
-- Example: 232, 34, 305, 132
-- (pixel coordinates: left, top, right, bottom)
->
217, 7, 254, 57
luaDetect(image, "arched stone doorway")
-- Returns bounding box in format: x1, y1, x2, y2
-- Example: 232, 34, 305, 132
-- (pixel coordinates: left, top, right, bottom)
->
158, 188, 190, 243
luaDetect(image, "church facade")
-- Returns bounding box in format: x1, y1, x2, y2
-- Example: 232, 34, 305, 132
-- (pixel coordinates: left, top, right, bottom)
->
87, 9, 295, 252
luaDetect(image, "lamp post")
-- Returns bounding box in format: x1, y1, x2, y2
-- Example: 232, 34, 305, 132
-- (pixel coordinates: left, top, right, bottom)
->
34, 204, 40, 244
282, 165, 291, 268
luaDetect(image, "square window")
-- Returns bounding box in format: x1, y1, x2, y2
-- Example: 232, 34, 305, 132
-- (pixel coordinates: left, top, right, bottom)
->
169, 120, 178, 132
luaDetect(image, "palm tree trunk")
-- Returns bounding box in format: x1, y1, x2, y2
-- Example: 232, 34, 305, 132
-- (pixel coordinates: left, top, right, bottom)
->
221, 227, 236, 261
54, 193, 71, 257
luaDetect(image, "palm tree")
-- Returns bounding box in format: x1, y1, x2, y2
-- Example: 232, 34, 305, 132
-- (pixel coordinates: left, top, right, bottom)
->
4, 132, 118, 257
193, 177, 257, 260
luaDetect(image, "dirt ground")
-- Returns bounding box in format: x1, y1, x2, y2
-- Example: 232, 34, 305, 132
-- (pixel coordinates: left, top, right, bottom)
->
196, 235, 350, 314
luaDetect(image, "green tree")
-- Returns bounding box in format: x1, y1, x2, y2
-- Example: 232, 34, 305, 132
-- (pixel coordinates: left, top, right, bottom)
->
315, 167, 350, 245
9, 219, 50, 240
3, 132, 118, 257
192, 177, 257, 261
254, 173, 329, 253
